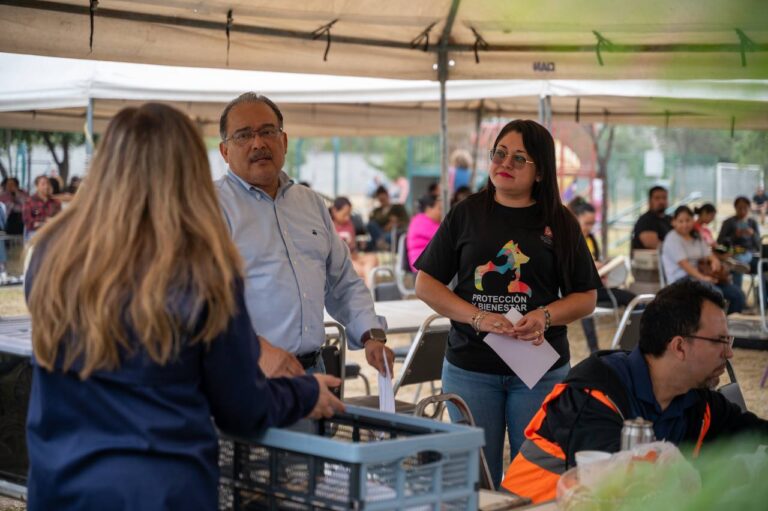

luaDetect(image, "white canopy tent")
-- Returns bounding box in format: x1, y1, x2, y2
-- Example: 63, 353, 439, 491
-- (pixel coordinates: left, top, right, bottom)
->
2, 1, 766, 207
2, 53, 767, 138
1, 1, 766, 80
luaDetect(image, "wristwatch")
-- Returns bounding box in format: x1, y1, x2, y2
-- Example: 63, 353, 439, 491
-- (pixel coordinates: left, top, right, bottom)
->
361, 328, 387, 345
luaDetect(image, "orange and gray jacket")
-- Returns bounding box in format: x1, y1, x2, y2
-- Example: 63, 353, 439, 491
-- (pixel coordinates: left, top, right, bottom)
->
501, 350, 768, 503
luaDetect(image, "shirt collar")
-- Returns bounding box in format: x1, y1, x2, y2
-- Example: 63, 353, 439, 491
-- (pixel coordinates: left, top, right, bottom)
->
226, 168, 294, 200
628, 347, 699, 415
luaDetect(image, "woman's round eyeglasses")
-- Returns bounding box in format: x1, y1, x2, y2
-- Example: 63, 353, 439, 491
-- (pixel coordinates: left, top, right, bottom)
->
489, 148, 535, 169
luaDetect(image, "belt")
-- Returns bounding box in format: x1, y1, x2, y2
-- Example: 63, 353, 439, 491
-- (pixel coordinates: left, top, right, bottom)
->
296, 350, 320, 370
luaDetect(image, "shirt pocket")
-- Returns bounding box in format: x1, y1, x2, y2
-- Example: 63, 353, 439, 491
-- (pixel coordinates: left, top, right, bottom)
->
291, 225, 331, 267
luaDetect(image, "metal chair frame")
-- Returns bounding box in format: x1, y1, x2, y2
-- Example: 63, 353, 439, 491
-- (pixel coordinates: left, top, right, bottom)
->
610, 294, 656, 350
394, 234, 416, 299
323, 321, 371, 400
367, 266, 402, 302
414, 393, 495, 492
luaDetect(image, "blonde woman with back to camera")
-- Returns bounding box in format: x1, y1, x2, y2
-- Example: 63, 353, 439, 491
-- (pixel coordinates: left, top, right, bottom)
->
24, 103, 344, 511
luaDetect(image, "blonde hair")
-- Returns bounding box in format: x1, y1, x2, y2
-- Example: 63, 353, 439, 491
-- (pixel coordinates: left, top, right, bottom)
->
27, 103, 243, 378
450, 149, 472, 169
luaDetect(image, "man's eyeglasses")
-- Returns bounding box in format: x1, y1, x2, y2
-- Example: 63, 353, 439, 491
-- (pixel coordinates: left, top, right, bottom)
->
685, 334, 735, 349
224, 126, 282, 146
489, 148, 535, 169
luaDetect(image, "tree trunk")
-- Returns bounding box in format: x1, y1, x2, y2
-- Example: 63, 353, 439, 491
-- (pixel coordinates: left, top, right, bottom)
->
2, 131, 12, 177
41, 133, 64, 180
61, 138, 70, 184
0, 158, 7, 180
600, 127, 615, 254
26, 143, 32, 181
588, 125, 616, 256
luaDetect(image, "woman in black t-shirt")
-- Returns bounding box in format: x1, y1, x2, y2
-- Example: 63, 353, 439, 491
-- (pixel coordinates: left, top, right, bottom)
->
414, 120, 600, 488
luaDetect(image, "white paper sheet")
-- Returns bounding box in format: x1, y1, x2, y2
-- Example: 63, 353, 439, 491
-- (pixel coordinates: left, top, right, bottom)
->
482, 307, 560, 389
378, 348, 396, 413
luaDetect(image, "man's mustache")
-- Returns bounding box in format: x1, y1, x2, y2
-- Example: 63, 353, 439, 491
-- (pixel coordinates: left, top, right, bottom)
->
249, 149, 273, 162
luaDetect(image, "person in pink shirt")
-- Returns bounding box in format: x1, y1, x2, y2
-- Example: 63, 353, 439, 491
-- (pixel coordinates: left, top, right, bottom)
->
693, 203, 717, 247
407, 193, 442, 271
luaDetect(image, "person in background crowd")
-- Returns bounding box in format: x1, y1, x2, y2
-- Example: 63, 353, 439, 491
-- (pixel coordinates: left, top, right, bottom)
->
427, 181, 440, 198
22, 175, 61, 240
568, 197, 636, 353
414, 119, 599, 488
717, 196, 761, 291
367, 184, 409, 251
66, 176, 82, 195
451, 185, 472, 209
406, 193, 442, 272
449, 149, 472, 193
663, 206, 744, 314
50, 174, 74, 205
693, 203, 717, 247
23, 103, 344, 510
502, 279, 768, 504
329, 196, 379, 284
631, 186, 672, 251
753, 184, 767, 225
0, 177, 28, 235
215, 92, 394, 379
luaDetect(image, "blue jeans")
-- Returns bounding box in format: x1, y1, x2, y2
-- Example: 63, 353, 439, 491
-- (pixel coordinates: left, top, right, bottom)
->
731, 252, 753, 290
441, 359, 570, 489
716, 282, 745, 314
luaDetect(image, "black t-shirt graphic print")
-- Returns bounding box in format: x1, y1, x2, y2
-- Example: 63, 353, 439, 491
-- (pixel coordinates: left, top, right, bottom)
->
416, 195, 601, 375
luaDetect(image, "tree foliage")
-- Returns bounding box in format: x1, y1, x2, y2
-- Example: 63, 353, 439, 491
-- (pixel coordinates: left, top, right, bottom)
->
0, 129, 85, 184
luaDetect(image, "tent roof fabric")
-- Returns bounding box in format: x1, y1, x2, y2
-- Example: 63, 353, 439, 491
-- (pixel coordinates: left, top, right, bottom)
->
1, 1, 767, 80
1, 53, 767, 135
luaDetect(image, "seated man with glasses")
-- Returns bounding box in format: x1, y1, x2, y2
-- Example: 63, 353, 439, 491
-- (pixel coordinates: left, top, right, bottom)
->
502, 279, 768, 504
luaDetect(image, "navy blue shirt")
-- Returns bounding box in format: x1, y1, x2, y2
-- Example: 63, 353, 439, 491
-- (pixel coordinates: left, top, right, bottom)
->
25, 251, 319, 510
602, 348, 699, 444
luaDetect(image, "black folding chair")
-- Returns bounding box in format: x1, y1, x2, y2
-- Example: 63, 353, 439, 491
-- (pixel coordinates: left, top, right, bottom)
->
718, 360, 748, 412
610, 294, 655, 350
344, 314, 448, 414
368, 266, 402, 302
323, 322, 370, 399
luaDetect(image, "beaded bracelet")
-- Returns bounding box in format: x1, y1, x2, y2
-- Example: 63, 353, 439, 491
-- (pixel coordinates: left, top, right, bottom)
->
538, 306, 551, 332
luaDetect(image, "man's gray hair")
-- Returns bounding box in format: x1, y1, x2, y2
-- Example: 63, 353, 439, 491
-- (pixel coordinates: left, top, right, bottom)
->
219, 92, 284, 140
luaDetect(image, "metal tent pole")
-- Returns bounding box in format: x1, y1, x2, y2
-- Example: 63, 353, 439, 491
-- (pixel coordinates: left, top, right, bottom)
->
438, 54, 450, 217
469, 100, 485, 192
437, 0, 461, 217
85, 97, 94, 164
332, 136, 340, 197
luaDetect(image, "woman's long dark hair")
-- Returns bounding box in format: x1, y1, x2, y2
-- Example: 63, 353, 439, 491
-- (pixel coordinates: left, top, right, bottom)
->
694, 203, 716, 216
485, 119, 581, 292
